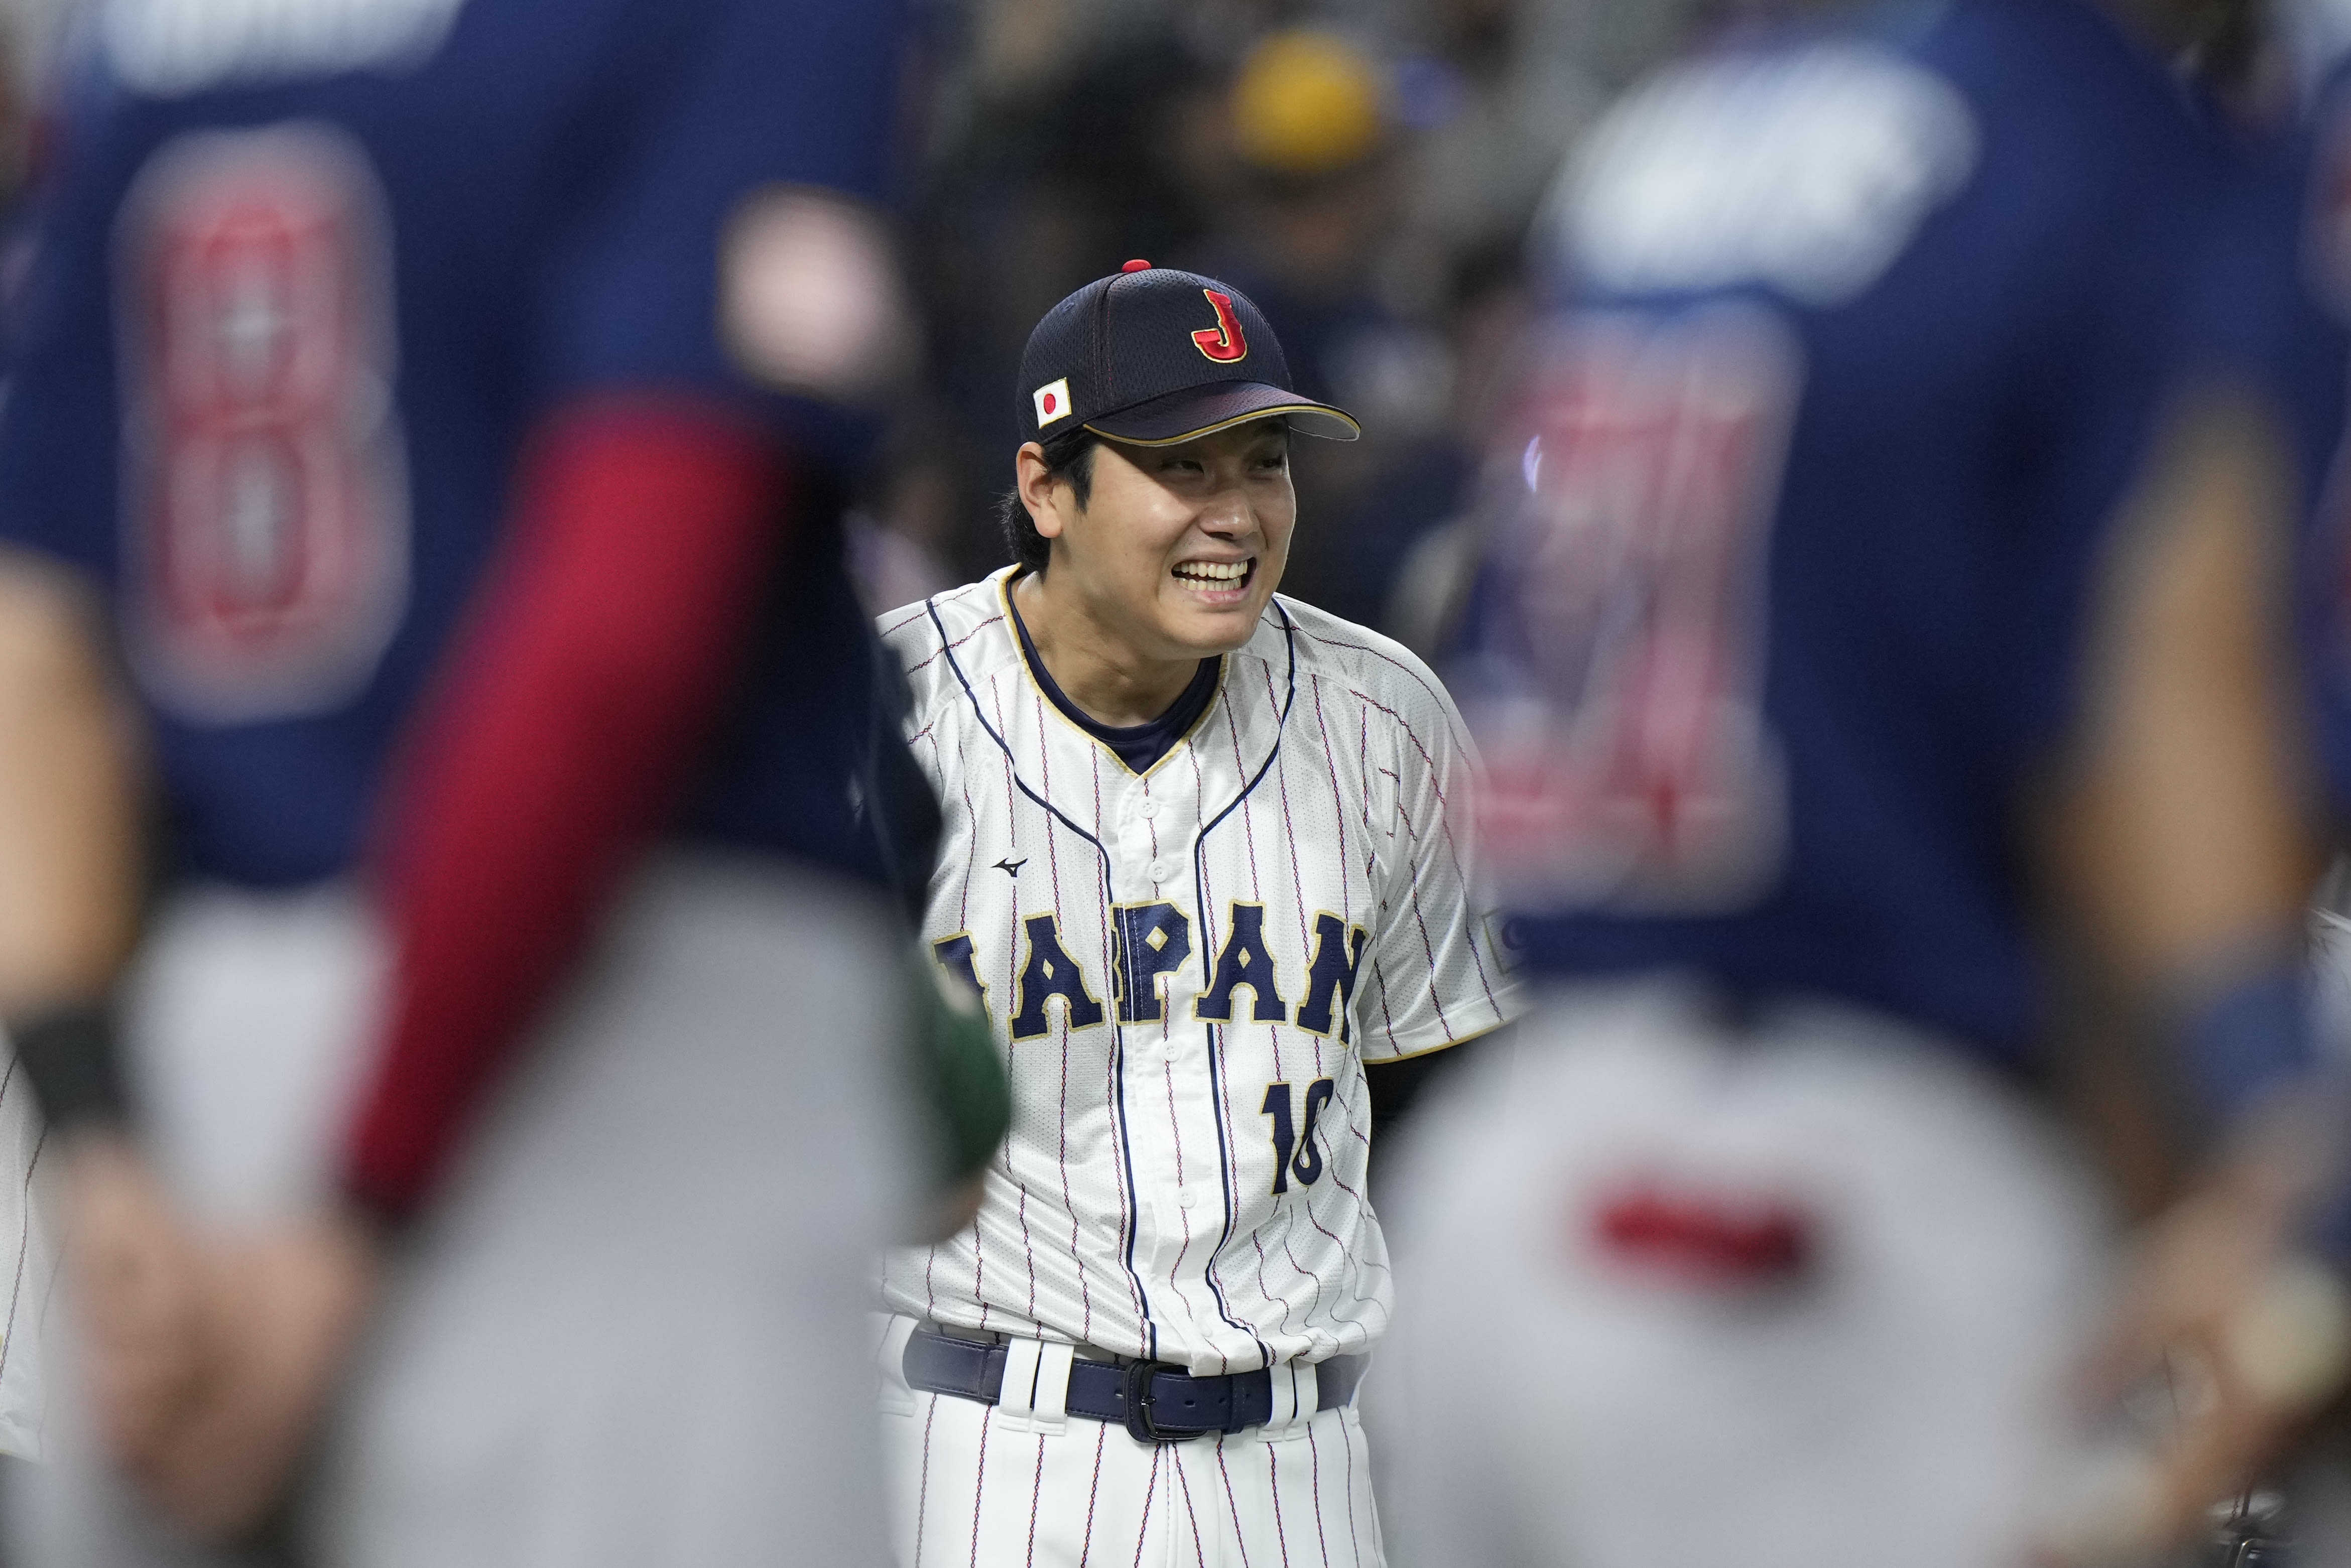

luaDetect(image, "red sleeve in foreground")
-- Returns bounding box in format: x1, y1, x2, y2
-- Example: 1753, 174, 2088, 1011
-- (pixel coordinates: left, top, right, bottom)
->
341, 395, 790, 1221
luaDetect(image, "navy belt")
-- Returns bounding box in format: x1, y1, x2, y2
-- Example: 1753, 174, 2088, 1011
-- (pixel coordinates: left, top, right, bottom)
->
902, 1326, 1366, 1444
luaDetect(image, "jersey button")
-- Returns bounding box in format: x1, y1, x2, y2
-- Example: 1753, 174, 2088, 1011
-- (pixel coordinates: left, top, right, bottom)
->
1137, 799, 1159, 820
1150, 857, 1178, 885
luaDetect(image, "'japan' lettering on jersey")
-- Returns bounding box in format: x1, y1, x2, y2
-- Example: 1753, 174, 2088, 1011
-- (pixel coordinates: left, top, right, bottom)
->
1453, 0, 2230, 1064
882, 572, 1515, 1374
0, 0, 905, 888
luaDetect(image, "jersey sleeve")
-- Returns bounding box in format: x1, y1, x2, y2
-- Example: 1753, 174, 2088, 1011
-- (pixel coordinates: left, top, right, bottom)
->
2173, 156, 2305, 391
539, 0, 907, 399
1352, 662, 1518, 1062
342, 395, 793, 1220
0, 66, 139, 574
2007, 141, 2241, 751
2223, 113, 2351, 819
879, 611, 950, 795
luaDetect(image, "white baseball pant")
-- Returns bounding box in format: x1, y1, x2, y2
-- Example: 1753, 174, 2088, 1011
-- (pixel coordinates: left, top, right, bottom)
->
1372, 977, 2107, 1568
14, 875, 388, 1568
314, 854, 910, 1567
17, 853, 912, 1568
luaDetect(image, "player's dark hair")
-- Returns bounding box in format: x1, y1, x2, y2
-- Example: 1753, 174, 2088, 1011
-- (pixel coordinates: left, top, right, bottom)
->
999, 428, 1099, 575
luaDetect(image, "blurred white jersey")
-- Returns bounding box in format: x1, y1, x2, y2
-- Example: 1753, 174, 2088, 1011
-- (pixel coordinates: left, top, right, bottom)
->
880, 570, 1515, 1374
1375, 979, 2106, 1568
0, 1039, 55, 1462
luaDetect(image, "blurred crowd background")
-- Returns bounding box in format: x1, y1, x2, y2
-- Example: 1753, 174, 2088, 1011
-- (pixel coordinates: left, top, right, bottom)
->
0, 0, 2304, 648
0, 0, 1825, 642
869, 0, 1762, 640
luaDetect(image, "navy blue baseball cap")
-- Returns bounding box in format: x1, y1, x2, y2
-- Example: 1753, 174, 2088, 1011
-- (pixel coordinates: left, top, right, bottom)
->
1017, 261, 1362, 447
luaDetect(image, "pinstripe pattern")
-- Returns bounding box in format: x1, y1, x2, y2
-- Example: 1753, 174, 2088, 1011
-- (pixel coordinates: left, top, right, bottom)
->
0, 1043, 53, 1460
1215, 1447, 1256, 1568
881, 567, 1516, 1375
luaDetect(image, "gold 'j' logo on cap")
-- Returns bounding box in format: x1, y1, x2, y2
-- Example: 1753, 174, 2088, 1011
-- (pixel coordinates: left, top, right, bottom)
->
1033, 377, 1073, 427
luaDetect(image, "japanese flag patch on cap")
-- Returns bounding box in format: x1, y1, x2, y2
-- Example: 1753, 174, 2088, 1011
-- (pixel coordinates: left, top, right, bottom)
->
1033, 377, 1073, 427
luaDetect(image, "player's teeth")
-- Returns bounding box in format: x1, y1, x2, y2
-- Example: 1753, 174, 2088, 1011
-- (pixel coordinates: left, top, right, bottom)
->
1175, 562, 1248, 584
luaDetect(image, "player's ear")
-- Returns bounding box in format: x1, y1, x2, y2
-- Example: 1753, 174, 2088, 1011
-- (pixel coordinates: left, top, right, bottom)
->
1015, 442, 1071, 541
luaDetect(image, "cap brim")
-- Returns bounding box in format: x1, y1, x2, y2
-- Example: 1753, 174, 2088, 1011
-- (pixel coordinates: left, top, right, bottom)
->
1086, 382, 1361, 445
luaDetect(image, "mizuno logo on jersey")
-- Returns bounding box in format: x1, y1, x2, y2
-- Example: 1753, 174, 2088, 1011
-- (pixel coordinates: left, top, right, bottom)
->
930, 903, 1370, 1043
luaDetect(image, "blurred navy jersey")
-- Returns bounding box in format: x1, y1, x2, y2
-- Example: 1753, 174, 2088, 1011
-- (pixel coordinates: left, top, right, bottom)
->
1450, 0, 2228, 1065
2227, 28, 2351, 824
0, 0, 909, 888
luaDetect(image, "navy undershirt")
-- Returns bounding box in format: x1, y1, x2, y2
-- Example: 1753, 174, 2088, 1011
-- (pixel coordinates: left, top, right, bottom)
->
1007, 581, 1222, 773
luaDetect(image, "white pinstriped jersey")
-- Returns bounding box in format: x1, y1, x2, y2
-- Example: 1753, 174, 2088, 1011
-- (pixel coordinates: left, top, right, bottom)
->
0, 1043, 52, 1460
879, 568, 1517, 1375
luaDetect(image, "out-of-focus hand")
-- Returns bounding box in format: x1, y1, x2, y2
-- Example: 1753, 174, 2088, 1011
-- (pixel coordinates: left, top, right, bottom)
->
131, 1210, 383, 1543
60, 1131, 207, 1472
2041, 1102, 2351, 1566
922, 1173, 987, 1244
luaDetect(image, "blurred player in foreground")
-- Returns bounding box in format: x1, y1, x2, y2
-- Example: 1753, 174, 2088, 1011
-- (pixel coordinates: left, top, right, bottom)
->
1373, 1, 2351, 1565
871, 265, 1516, 1566
0, 1, 974, 1562
2205, 0, 2351, 1550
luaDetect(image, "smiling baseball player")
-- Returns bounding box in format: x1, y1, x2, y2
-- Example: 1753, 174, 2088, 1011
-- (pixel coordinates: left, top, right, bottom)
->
873, 263, 1515, 1566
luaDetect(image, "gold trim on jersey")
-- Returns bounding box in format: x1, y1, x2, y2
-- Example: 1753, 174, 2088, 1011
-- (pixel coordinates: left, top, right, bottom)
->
1192, 899, 1289, 1023
1081, 404, 1362, 446
1009, 911, 1108, 1040
1291, 908, 1371, 1043
997, 569, 1230, 782
928, 929, 992, 1020
1109, 898, 1195, 1023
1368, 1014, 1515, 1064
